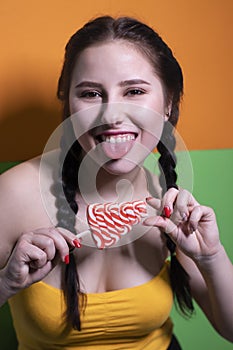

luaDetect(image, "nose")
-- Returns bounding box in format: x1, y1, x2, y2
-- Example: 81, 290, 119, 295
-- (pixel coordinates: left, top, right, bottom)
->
100, 103, 124, 126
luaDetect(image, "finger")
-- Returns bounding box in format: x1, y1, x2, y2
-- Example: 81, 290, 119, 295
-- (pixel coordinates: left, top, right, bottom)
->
161, 187, 179, 216
30, 235, 56, 261
32, 227, 71, 261
143, 215, 178, 242
17, 238, 48, 269
188, 205, 215, 232
143, 215, 164, 226
28, 261, 53, 284
146, 197, 162, 211
172, 189, 198, 225
56, 227, 78, 247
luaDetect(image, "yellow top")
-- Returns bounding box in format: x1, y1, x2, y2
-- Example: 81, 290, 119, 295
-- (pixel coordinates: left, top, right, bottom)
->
9, 262, 174, 350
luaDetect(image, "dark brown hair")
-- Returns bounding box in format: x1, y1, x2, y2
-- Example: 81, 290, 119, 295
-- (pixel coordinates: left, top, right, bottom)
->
56, 15, 193, 330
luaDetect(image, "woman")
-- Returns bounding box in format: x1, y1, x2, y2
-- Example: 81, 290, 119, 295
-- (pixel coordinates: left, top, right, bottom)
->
0, 16, 232, 349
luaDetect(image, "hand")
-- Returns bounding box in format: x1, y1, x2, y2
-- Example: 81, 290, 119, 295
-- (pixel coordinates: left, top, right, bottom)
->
2, 227, 77, 295
144, 188, 222, 261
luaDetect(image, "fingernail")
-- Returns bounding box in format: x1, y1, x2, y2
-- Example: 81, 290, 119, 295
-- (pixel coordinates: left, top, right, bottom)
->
146, 197, 154, 201
73, 238, 82, 248
181, 213, 188, 222
64, 254, 70, 264
163, 206, 171, 218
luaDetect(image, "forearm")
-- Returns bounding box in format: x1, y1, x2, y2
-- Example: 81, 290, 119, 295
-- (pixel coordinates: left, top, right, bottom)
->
194, 245, 233, 342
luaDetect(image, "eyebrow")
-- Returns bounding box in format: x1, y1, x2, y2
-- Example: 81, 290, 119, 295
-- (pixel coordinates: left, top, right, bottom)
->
119, 79, 151, 87
75, 79, 151, 89
75, 81, 102, 89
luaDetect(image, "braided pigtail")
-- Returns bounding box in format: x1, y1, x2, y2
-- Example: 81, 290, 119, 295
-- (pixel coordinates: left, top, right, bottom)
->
54, 134, 84, 330
55, 15, 195, 326
157, 122, 194, 317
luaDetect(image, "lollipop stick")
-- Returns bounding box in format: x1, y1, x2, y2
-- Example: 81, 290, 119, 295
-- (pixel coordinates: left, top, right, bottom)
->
76, 229, 91, 239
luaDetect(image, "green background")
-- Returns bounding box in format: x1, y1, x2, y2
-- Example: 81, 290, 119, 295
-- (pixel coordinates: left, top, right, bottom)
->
0, 149, 233, 349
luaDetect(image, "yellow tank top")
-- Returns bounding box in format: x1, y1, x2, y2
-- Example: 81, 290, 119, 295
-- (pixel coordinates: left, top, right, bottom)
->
9, 262, 173, 350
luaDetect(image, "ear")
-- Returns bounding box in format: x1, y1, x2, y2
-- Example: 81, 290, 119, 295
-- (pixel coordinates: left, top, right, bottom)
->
164, 101, 172, 122
164, 111, 170, 122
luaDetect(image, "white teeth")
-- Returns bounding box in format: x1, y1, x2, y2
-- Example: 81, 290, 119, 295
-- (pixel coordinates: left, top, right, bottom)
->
102, 134, 135, 143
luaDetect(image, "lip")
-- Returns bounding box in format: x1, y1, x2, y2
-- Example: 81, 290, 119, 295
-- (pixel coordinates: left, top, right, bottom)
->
98, 130, 136, 136
94, 130, 139, 143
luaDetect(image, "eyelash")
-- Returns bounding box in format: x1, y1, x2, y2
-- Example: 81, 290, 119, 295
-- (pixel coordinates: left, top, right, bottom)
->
79, 90, 102, 99
125, 88, 146, 96
79, 88, 146, 99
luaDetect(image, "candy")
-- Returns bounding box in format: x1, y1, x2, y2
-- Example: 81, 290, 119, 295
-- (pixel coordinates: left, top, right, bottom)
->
87, 200, 147, 249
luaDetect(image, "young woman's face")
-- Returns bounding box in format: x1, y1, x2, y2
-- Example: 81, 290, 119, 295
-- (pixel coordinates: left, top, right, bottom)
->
69, 40, 167, 174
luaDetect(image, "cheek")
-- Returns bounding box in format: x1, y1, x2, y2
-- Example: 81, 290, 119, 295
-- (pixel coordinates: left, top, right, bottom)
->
147, 97, 165, 116
132, 106, 164, 139
141, 131, 161, 150
137, 111, 164, 153
70, 106, 98, 140
71, 117, 92, 150
69, 89, 77, 115
69, 98, 87, 115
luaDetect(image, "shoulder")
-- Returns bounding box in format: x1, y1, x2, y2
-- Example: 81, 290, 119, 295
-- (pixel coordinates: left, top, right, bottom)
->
0, 158, 42, 217
0, 150, 60, 267
0, 150, 60, 199
0, 159, 38, 267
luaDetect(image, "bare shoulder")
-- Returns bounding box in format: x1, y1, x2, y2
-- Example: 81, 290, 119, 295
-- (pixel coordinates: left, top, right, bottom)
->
0, 158, 42, 218
0, 150, 60, 267
0, 150, 60, 202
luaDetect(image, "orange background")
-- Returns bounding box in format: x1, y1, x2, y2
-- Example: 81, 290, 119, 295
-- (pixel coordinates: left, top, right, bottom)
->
0, 0, 233, 160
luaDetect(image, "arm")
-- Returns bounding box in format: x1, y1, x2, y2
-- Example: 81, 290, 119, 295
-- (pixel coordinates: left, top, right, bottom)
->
0, 163, 76, 307
178, 245, 233, 342
0, 227, 78, 308
0, 234, 54, 307
144, 189, 233, 342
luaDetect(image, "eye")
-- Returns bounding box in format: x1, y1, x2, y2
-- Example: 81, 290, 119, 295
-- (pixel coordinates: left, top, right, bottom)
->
125, 88, 146, 96
80, 90, 102, 99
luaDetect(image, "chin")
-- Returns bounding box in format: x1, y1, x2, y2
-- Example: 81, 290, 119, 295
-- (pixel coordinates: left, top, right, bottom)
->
102, 158, 143, 176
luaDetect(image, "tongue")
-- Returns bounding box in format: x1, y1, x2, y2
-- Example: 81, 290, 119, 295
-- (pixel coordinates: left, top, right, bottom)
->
101, 140, 135, 159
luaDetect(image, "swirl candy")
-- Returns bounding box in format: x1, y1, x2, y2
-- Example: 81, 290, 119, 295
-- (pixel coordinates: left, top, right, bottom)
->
87, 200, 147, 249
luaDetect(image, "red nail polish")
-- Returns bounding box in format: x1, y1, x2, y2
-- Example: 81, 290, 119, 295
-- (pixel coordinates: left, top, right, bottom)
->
146, 197, 154, 201
73, 238, 81, 248
163, 206, 171, 218
64, 254, 70, 264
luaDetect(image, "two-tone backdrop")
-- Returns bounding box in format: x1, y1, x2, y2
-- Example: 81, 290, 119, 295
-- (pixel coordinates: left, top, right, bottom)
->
0, 1, 232, 349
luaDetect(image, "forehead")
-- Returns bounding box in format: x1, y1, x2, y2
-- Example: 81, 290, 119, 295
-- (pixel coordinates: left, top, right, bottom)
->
71, 40, 157, 79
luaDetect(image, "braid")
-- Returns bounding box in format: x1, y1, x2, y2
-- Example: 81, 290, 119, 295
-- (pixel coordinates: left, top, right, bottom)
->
55, 15, 193, 324
54, 135, 84, 330
157, 122, 194, 317
157, 122, 178, 192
